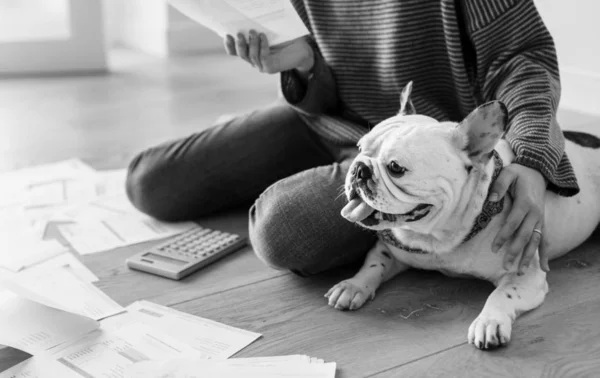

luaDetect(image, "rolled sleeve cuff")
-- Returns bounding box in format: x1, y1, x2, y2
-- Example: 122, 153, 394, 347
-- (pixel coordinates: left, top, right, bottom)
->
280, 43, 338, 115
513, 153, 579, 197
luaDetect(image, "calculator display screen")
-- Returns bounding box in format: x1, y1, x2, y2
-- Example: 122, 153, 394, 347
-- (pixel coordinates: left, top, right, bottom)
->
142, 252, 188, 266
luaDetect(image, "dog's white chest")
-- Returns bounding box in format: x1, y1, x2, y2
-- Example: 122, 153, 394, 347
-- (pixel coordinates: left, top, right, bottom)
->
383, 234, 505, 282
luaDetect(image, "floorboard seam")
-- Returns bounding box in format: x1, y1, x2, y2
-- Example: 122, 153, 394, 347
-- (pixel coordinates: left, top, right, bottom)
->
166, 272, 289, 308
365, 342, 467, 377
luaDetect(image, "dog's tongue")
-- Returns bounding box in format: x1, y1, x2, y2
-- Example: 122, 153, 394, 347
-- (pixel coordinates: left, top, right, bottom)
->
341, 198, 374, 222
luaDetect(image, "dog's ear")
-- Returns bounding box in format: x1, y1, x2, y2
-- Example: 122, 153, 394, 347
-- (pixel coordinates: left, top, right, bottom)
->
455, 101, 508, 163
398, 81, 416, 116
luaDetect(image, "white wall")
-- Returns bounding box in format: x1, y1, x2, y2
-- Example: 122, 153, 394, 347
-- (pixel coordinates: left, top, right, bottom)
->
103, 0, 221, 56
536, 0, 600, 115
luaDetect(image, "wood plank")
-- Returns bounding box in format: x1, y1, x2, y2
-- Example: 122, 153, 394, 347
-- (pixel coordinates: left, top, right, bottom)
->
371, 299, 600, 378
369, 229, 600, 377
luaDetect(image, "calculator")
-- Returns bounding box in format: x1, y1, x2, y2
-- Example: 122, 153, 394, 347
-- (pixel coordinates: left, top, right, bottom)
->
126, 226, 247, 280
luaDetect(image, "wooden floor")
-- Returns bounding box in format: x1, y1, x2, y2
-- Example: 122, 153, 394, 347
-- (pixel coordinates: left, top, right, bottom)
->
1, 49, 600, 377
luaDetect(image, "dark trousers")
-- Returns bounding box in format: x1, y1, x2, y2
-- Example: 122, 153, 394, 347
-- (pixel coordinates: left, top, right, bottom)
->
126, 102, 376, 275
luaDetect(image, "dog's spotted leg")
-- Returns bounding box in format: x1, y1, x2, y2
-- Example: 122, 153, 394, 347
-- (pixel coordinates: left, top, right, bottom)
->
468, 258, 548, 350
325, 240, 408, 311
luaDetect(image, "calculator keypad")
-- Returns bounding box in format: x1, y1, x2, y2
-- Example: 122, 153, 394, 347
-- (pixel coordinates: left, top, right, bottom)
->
155, 227, 242, 260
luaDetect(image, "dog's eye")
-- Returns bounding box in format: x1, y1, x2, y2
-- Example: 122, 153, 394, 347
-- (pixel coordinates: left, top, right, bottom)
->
387, 161, 407, 176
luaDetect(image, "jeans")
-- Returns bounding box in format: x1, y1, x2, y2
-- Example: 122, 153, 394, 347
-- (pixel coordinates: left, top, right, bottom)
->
126, 101, 377, 276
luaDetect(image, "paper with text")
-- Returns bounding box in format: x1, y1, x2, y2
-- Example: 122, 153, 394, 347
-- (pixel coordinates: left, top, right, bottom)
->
45, 323, 201, 378
57, 218, 195, 255
169, 0, 309, 45
23, 252, 99, 283
0, 263, 123, 320
126, 359, 337, 378
104, 300, 261, 359
0, 357, 80, 378
0, 291, 99, 355
0, 239, 67, 272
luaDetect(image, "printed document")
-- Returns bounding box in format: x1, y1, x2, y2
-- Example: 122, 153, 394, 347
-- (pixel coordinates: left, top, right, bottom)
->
0, 262, 123, 320
57, 218, 195, 255
0, 239, 67, 273
0, 291, 99, 355
46, 323, 201, 378
102, 300, 261, 359
126, 357, 337, 378
169, 0, 309, 45
0, 357, 79, 378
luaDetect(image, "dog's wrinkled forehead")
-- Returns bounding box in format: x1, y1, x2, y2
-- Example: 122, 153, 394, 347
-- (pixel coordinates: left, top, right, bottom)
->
358, 114, 442, 153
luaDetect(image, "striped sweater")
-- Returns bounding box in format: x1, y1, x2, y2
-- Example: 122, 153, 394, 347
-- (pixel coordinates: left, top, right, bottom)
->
280, 0, 579, 196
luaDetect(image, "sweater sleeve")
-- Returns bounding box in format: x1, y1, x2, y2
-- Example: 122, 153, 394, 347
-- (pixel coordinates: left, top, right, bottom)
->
279, 37, 339, 116
461, 0, 579, 196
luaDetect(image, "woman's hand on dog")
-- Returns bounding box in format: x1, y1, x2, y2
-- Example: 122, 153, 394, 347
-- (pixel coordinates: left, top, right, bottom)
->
224, 31, 314, 76
489, 164, 550, 274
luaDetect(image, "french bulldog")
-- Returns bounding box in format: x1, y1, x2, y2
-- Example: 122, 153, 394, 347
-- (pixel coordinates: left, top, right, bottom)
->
326, 82, 600, 350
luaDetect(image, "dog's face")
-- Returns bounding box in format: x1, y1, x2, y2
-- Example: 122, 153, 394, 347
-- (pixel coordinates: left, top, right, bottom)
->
341, 82, 508, 232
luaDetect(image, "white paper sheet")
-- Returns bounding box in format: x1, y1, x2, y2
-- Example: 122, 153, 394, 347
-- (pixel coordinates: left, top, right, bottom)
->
57, 218, 195, 255
0, 357, 80, 378
0, 291, 99, 355
95, 169, 128, 197
126, 359, 337, 378
0, 263, 123, 320
24, 179, 98, 209
23, 252, 99, 283
0, 159, 99, 225
169, 0, 309, 45
119, 300, 261, 359
0, 239, 67, 272
57, 194, 141, 222
45, 323, 202, 378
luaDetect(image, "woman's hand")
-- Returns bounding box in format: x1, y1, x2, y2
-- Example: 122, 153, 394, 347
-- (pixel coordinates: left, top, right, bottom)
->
489, 164, 550, 274
224, 31, 314, 76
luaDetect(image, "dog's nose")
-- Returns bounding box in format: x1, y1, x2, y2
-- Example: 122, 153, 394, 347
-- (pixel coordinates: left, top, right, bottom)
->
355, 162, 371, 180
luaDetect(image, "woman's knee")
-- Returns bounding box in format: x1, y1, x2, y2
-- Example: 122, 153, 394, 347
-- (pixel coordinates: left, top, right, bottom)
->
248, 175, 376, 275
125, 149, 181, 221
248, 189, 297, 272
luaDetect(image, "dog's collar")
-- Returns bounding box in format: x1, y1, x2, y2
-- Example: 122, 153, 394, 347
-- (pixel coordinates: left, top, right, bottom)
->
378, 151, 504, 254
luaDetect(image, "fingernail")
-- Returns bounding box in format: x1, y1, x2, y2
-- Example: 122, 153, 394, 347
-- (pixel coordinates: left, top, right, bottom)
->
489, 193, 499, 202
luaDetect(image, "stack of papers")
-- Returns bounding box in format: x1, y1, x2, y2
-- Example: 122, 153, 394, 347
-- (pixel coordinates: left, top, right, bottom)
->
0, 159, 196, 258
126, 355, 337, 377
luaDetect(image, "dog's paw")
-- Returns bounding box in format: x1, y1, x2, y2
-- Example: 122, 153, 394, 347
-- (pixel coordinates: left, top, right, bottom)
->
324, 279, 375, 311
468, 310, 513, 350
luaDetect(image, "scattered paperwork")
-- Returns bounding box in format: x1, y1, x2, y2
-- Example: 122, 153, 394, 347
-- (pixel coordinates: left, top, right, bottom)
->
0, 160, 195, 256
169, 0, 310, 45
0, 159, 336, 377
